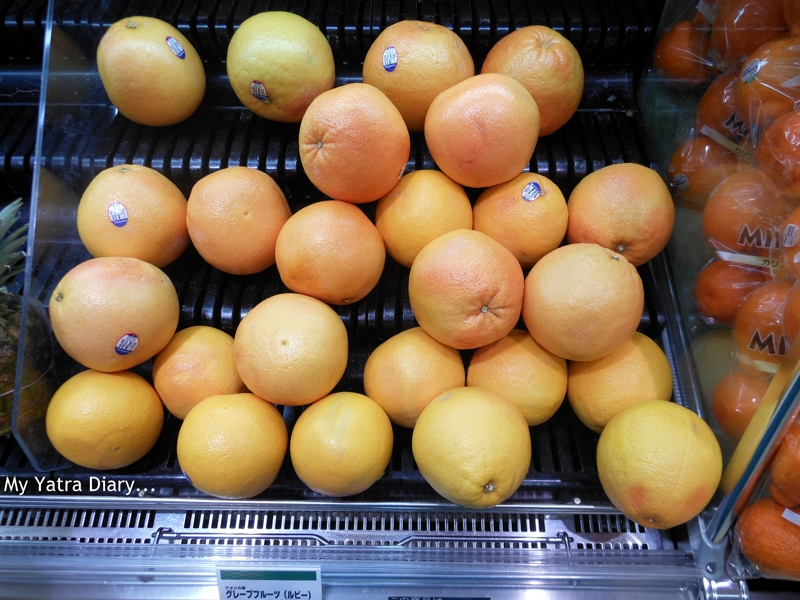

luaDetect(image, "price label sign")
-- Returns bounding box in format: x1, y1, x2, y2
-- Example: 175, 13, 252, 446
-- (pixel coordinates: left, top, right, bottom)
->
217, 568, 322, 599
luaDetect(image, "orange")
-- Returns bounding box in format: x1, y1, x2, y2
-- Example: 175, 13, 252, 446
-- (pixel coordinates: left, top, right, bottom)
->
176, 393, 288, 499
186, 167, 291, 275
289, 392, 393, 497
362, 20, 474, 132
566, 163, 675, 266
472, 172, 568, 269
735, 36, 800, 134
567, 332, 673, 433
769, 422, 800, 506
596, 400, 722, 530
375, 169, 473, 268
76, 164, 189, 268
46, 369, 164, 470
756, 108, 800, 188
363, 327, 466, 428
411, 386, 531, 509
466, 329, 567, 426
701, 170, 787, 257
299, 83, 410, 203
787, 0, 800, 34
522, 243, 644, 362
652, 21, 711, 85
97, 16, 205, 126
408, 229, 525, 350
696, 72, 752, 144
711, 0, 788, 70
780, 204, 800, 279
732, 279, 793, 374
152, 326, 247, 420
667, 137, 750, 209
737, 498, 800, 579
49, 257, 179, 372
693, 259, 768, 325
275, 200, 385, 305
711, 369, 770, 440
233, 293, 348, 406
424, 73, 540, 188
480, 25, 584, 136
226, 11, 335, 122
782, 282, 800, 340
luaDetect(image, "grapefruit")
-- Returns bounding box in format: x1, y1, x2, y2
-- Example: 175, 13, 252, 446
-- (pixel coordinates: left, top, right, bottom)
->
408, 229, 525, 350
362, 20, 474, 132
424, 73, 540, 188
289, 392, 394, 497
46, 369, 164, 470
522, 243, 644, 362
226, 11, 334, 122
597, 400, 722, 529
49, 257, 179, 372
412, 386, 532, 509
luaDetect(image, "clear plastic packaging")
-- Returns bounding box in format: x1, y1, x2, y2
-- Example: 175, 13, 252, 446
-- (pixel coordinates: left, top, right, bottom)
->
640, 1, 800, 583
729, 415, 800, 580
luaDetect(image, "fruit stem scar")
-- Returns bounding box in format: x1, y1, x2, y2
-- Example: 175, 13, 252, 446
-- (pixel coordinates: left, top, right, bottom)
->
119, 167, 131, 172
611, 255, 620, 261
317, 140, 323, 149
484, 482, 495, 493
55, 293, 62, 302
615, 243, 627, 253
480, 306, 489, 313
126, 21, 137, 28
342, 298, 352, 304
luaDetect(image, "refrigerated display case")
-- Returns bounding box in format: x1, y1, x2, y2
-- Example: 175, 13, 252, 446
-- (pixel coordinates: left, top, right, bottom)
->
0, 0, 784, 596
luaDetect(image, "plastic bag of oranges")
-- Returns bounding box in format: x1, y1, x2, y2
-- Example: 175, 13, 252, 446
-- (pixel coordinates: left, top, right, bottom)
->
701, 169, 792, 272
654, 0, 800, 210
729, 416, 800, 580
704, 275, 800, 444
703, 278, 789, 442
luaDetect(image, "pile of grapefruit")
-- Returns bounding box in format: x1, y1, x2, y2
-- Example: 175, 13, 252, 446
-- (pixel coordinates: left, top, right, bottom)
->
41, 11, 724, 532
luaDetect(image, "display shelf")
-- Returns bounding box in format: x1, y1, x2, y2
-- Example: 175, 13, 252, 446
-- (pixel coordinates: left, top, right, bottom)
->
0, 0, 752, 596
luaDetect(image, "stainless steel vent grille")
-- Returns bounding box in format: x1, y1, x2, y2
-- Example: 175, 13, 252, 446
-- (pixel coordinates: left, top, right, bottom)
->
573, 514, 653, 550
0, 505, 665, 550
0, 507, 163, 543
0, 507, 156, 529
153, 508, 663, 550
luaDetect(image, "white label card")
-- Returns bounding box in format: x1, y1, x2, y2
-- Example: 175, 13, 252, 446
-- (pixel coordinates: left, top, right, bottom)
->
699, 125, 754, 163
695, 0, 717, 23
714, 250, 784, 270
782, 508, 800, 528
217, 568, 322, 600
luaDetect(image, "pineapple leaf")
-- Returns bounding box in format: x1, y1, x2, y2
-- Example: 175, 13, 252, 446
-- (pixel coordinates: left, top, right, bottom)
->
0, 226, 27, 258
0, 199, 25, 237
0, 199, 28, 291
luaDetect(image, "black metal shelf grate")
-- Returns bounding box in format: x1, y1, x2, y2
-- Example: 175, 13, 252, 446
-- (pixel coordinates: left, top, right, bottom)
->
44, 0, 658, 69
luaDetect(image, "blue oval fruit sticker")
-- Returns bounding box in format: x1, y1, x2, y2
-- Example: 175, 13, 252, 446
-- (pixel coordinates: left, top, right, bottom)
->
115, 334, 139, 356
250, 80, 269, 102
522, 181, 542, 201
166, 36, 186, 59
741, 59, 762, 84
672, 174, 690, 191
108, 201, 128, 227
383, 46, 398, 72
